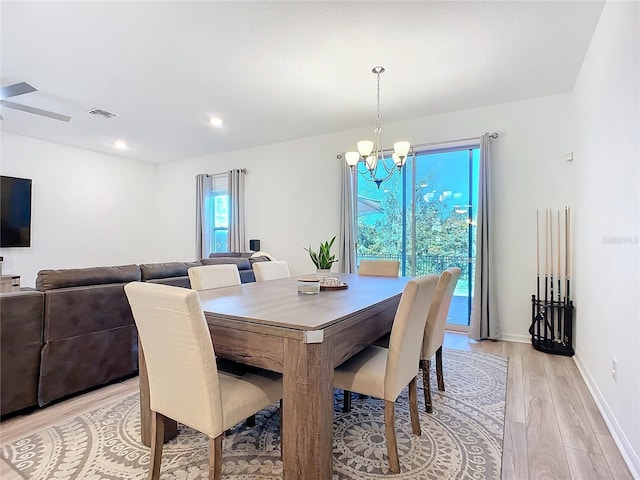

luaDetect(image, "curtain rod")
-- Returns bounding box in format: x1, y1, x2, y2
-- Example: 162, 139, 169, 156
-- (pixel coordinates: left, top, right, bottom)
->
198, 168, 248, 178
336, 132, 498, 159
412, 132, 498, 150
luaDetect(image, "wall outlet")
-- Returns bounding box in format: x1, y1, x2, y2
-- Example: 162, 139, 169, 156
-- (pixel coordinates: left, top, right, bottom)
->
611, 357, 617, 381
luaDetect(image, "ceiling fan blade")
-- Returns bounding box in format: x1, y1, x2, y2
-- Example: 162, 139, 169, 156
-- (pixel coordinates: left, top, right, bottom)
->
0, 100, 71, 122
0, 82, 37, 99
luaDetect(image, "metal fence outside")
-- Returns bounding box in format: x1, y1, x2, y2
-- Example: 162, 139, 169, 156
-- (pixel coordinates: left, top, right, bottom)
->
358, 253, 471, 279
358, 253, 473, 326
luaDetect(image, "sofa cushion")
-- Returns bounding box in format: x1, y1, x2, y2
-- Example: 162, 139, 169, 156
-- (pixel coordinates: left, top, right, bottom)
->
1, 290, 44, 415
38, 325, 138, 406
36, 264, 141, 291
200, 257, 252, 271
208, 252, 242, 258
43, 283, 136, 341
146, 277, 192, 288
139, 261, 200, 281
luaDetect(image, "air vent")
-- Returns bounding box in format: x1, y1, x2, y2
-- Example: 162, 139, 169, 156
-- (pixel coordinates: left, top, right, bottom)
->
87, 108, 117, 119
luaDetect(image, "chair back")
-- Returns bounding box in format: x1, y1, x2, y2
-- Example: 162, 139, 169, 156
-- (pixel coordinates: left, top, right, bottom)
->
385, 274, 439, 400
250, 251, 276, 261
253, 260, 291, 281
188, 264, 241, 291
358, 259, 400, 277
421, 267, 462, 360
124, 282, 223, 438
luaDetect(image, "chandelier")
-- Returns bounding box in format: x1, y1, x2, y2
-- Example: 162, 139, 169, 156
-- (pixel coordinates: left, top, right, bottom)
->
345, 66, 410, 188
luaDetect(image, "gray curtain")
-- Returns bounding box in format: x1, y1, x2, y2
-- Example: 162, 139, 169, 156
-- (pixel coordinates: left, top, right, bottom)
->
228, 168, 246, 253
470, 133, 500, 340
339, 158, 357, 273
195, 174, 212, 260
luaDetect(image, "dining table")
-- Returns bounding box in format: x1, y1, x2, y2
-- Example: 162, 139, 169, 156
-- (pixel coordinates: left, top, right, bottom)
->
138, 272, 412, 480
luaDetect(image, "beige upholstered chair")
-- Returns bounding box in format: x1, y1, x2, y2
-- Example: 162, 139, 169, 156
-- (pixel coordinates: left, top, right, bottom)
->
420, 267, 461, 413
358, 259, 400, 277
124, 282, 283, 480
334, 274, 439, 473
253, 260, 290, 282
188, 264, 241, 291
250, 251, 276, 261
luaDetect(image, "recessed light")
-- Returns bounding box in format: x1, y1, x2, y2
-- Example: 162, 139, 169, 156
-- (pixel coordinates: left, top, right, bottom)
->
209, 116, 223, 127
114, 140, 129, 150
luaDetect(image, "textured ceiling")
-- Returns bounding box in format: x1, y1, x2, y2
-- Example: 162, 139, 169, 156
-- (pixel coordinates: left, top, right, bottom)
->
0, 1, 604, 163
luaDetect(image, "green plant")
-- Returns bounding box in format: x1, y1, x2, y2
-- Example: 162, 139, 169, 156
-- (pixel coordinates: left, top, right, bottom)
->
305, 236, 339, 269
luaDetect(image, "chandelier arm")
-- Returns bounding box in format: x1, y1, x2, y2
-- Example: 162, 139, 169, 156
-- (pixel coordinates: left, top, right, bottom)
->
379, 158, 398, 175
356, 163, 398, 186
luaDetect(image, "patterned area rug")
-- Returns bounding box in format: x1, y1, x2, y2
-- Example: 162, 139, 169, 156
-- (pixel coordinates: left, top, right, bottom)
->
1, 349, 506, 479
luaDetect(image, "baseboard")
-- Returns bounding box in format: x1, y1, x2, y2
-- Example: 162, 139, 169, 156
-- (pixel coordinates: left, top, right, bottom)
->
499, 332, 530, 343
573, 353, 640, 479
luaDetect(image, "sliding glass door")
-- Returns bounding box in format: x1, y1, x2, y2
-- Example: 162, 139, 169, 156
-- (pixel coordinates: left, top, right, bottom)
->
356, 144, 479, 328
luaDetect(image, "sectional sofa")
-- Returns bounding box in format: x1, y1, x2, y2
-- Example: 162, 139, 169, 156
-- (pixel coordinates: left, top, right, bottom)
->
0, 253, 267, 417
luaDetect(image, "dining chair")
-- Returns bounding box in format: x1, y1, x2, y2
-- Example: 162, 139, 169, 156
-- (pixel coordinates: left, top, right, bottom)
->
253, 260, 290, 282
357, 259, 400, 277
124, 282, 283, 480
334, 274, 439, 473
188, 263, 256, 426
420, 267, 461, 413
355, 259, 401, 401
250, 251, 276, 261
188, 264, 241, 291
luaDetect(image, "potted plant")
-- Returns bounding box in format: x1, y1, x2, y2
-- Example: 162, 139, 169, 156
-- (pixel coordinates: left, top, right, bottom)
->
305, 236, 338, 277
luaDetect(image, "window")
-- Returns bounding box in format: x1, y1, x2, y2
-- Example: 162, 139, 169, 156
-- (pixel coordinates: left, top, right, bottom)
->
210, 173, 229, 254
356, 143, 479, 328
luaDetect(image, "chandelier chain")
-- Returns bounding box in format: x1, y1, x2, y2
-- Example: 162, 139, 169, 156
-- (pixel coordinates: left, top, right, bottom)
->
376, 71, 381, 134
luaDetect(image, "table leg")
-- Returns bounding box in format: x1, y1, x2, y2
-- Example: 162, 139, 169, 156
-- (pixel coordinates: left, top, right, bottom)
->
139, 346, 178, 447
282, 336, 334, 480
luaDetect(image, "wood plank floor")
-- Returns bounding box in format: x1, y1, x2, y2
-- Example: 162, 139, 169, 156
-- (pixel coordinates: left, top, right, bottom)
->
0, 333, 633, 479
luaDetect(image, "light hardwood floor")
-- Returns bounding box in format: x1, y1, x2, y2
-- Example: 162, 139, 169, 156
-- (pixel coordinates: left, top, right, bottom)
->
0, 333, 633, 480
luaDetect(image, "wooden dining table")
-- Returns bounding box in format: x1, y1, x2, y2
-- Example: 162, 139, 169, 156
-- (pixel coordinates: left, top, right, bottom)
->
138, 272, 412, 480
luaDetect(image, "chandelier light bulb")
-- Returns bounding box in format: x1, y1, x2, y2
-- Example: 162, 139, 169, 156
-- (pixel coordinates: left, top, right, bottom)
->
394, 141, 410, 158
345, 151, 360, 167
357, 140, 374, 157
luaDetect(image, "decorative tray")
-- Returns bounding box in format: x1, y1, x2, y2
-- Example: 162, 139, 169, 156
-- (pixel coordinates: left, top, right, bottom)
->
320, 282, 348, 291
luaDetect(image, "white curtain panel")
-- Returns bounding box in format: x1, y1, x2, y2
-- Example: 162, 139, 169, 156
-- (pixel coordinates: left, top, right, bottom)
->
339, 158, 357, 273
195, 174, 212, 260
228, 168, 247, 253
469, 133, 501, 340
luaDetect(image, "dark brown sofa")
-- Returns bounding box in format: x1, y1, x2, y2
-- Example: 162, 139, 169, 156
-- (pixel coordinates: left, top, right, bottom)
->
0, 290, 44, 416
36, 265, 141, 406
1, 254, 265, 414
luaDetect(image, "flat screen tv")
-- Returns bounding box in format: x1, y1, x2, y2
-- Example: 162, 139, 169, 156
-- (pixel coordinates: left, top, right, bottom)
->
1, 175, 32, 247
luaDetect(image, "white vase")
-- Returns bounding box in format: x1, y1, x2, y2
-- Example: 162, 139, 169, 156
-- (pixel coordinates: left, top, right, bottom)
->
316, 268, 332, 279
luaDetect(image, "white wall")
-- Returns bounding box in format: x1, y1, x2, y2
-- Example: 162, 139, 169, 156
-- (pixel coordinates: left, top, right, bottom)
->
572, 1, 640, 475
0, 133, 158, 287
154, 93, 575, 343
2, 8, 636, 469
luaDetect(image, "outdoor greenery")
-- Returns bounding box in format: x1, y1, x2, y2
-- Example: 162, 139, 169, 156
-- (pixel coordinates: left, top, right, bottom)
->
357, 166, 475, 280
358, 174, 472, 258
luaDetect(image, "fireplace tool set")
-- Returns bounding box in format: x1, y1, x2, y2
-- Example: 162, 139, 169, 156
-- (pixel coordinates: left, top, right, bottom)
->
530, 206, 574, 356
